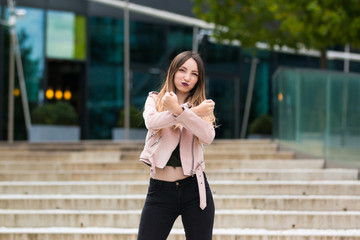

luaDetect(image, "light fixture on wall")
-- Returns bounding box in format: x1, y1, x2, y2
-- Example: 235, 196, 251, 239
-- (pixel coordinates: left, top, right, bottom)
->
46, 88, 54, 99
13, 88, 20, 97
64, 90, 72, 100
278, 93, 283, 102
55, 90, 63, 100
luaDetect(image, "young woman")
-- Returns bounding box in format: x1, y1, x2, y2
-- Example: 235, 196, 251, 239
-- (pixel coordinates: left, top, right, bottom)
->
137, 51, 216, 240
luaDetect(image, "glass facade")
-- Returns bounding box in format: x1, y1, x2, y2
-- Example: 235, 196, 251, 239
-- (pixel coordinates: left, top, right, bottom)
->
87, 18, 194, 139
131, 22, 193, 65
1, 1, 360, 142
1, 6, 45, 140
202, 43, 241, 138
273, 68, 360, 167
131, 23, 193, 107
202, 43, 273, 138
88, 17, 124, 139
0, 4, 4, 140
15, 7, 45, 104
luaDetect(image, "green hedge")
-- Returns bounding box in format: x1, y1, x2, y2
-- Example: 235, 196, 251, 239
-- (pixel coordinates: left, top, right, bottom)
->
117, 106, 145, 128
32, 101, 78, 125
249, 114, 273, 135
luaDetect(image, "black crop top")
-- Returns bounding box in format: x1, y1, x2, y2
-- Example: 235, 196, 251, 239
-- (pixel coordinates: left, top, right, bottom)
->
166, 144, 182, 167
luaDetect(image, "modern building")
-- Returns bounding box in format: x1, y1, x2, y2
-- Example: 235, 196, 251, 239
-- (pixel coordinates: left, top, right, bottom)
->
1, 0, 359, 141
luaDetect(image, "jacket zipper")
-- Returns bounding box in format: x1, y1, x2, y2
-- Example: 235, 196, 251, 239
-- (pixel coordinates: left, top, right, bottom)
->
139, 132, 159, 167
147, 131, 157, 141
190, 136, 195, 176
179, 128, 182, 145
178, 128, 183, 166
150, 136, 162, 147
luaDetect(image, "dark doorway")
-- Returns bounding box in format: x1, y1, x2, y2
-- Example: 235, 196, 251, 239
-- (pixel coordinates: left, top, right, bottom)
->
46, 59, 86, 138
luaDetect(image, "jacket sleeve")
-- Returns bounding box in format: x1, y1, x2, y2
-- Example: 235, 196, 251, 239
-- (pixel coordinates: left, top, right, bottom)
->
176, 108, 215, 145
143, 93, 177, 131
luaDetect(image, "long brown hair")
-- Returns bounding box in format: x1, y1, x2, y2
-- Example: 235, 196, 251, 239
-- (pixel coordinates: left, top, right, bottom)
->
156, 51, 215, 125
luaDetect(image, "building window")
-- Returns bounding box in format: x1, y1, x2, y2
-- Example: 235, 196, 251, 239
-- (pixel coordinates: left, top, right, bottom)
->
46, 10, 86, 60
88, 16, 124, 139
11, 7, 45, 104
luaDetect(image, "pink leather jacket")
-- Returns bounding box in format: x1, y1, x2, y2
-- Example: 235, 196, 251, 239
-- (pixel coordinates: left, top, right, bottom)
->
139, 92, 215, 209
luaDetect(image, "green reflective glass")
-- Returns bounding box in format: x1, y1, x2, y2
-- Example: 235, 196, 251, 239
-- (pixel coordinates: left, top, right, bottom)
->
131, 22, 192, 65
15, 7, 44, 103
132, 71, 160, 108
131, 22, 166, 64
87, 18, 195, 139
273, 68, 360, 166
208, 77, 239, 138
88, 17, 124, 139
89, 17, 123, 64
2, 6, 45, 140
46, 10, 86, 60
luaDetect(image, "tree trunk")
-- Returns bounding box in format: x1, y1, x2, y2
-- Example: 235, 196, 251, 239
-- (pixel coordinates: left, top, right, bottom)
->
320, 49, 327, 69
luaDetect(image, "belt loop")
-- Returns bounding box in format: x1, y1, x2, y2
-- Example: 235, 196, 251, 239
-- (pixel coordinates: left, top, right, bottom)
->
195, 165, 207, 210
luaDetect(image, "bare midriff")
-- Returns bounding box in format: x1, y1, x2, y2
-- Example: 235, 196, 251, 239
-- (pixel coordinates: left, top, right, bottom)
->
151, 166, 189, 182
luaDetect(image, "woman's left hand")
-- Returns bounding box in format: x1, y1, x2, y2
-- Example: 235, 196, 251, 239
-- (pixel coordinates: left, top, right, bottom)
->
162, 92, 183, 116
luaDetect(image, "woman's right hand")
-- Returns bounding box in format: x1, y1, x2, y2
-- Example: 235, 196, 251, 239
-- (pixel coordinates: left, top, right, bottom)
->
191, 99, 215, 117
162, 92, 184, 116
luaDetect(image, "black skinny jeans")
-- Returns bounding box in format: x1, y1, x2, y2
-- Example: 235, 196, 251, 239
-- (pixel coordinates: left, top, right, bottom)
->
137, 173, 215, 240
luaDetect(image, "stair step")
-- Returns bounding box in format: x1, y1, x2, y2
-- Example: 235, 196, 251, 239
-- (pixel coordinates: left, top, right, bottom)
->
0, 151, 294, 162
204, 144, 279, 151
1, 195, 359, 211
0, 145, 279, 154
0, 140, 275, 152
120, 151, 295, 160
0, 138, 271, 146
1, 180, 360, 195
0, 139, 358, 239
0, 159, 325, 171
0, 151, 122, 162
0, 168, 356, 181
0, 141, 143, 149
211, 139, 273, 144
0, 209, 359, 229
0, 228, 359, 240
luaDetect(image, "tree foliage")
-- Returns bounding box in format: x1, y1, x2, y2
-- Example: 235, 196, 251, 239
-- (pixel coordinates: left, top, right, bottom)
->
193, 0, 360, 68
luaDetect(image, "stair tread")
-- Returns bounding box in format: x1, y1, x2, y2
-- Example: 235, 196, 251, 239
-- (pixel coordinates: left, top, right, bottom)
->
1, 209, 359, 215
1, 180, 360, 185
0, 140, 358, 238
1, 168, 356, 173
1, 194, 360, 199
0, 227, 360, 236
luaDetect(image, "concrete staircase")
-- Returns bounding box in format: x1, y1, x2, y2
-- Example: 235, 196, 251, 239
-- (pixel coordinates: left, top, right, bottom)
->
0, 139, 359, 240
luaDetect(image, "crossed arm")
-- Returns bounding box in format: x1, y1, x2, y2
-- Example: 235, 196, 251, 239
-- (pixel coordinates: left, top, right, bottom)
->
143, 92, 215, 144
161, 91, 215, 118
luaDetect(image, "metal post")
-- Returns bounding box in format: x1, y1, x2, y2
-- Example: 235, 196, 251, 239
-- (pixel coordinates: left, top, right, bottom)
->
7, 26, 15, 143
325, 75, 331, 154
344, 44, 350, 73
341, 78, 348, 146
341, 47, 349, 146
192, 26, 198, 53
295, 72, 301, 143
6, 0, 32, 142
234, 77, 240, 138
240, 57, 258, 138
0, 3, 4, 140
124, 0, 130, 140
14, 32, 31, 133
